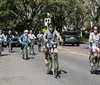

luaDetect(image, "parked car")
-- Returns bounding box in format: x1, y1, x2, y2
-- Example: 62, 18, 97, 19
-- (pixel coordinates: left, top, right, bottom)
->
11, 35, 21, 47
2, 30, 21, 47
61, 31, 80, 46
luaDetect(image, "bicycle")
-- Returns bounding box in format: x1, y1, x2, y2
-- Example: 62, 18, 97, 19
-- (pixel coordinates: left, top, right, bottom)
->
29, 39, 35, 55
22, 43, 29, 60
8, 40, 13, 53
46, 41, 60, 78
37, 37, 43, 52
89, 42, 100, 74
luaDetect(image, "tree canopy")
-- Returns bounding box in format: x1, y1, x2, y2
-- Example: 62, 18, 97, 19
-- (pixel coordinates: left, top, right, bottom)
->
0, 0, 100, 35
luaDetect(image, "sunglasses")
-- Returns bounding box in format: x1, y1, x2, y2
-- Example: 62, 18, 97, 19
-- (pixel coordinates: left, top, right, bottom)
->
49, 26, 53, 28
93, 29, 98, 30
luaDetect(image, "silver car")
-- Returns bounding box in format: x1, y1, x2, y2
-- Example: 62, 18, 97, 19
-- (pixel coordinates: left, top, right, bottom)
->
61, 31, 80, 46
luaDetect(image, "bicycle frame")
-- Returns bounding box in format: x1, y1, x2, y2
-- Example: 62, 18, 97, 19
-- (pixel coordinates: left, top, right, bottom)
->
8, 40, 13, 52
38, 40, 43, 52
29, 40, 34, 55
89, 45, 100, 74
47, 42, 59, 77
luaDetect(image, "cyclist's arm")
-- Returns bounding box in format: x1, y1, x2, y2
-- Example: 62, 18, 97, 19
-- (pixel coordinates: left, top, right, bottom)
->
37, 34, 39, 39
55, 31, 62, 41
43, 32, 48, 42
57, 34, 62, 41
19, 35, 23, 43
27, 36, 31, 43
33, 34, 36, 39
89, 33, 93, 43
43, 36, 48, 42
2, 34, 6, 42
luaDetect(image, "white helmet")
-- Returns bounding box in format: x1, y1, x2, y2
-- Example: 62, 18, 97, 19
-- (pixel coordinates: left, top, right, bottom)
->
24, 30, 28, 33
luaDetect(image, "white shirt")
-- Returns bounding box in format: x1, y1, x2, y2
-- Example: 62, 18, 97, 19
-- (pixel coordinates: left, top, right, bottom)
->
37, 34, 43, 38
0, 34, 6, 43
28, 34, 36, 40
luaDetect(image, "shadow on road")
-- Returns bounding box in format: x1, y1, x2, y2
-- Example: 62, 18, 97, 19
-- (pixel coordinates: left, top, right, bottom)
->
94, 70, 100, 75
0, 54, 10, 57
29, 57, 35, 59
55, 70, 67, 79
11, 51, 18, 53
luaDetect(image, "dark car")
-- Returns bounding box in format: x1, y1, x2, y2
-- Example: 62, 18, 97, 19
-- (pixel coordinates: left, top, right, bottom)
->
6, 34, 21, 47
61, 31, 80, 46
11, 35, 21, 47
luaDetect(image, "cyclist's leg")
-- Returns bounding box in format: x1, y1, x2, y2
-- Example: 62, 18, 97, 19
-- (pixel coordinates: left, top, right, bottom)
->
21, 44, 25, 59
96, 47, 100, 53
44, 48, 48, 64
91, 48, 98, 62
26, 44, 29, 59
38, 42, 40, 51
11, 41, 13, 51
32, 42, 35, 54
29, 42, 31, 54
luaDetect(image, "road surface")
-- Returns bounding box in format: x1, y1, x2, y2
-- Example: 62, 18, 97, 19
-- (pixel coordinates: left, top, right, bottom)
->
0, 44, 100, 85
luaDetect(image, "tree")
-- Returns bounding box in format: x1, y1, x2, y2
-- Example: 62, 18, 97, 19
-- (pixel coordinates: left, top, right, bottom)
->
1, 0, 45, 32
83, 0, 100, 27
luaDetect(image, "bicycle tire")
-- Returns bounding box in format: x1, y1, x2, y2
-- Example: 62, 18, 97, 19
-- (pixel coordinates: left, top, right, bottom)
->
9, 43, 12, 52
47, 54, 52, 74
52, 52, 59, 77
95, 57, 99, 70
25, 47, 29, 60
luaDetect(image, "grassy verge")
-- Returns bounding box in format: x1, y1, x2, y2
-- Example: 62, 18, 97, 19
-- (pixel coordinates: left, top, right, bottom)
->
80, 37, 89, 44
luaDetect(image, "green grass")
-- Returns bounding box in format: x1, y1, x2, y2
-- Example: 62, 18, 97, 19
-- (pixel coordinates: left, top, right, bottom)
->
80, 37, 89, 44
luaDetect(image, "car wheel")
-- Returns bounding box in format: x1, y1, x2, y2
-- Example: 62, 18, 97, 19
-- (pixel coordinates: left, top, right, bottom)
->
76, 43, 80, 46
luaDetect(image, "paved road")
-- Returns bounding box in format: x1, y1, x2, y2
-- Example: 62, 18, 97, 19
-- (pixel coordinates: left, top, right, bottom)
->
0, 44, 100, 85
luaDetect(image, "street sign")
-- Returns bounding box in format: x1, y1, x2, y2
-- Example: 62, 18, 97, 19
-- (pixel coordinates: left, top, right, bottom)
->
44, 18, 51, 26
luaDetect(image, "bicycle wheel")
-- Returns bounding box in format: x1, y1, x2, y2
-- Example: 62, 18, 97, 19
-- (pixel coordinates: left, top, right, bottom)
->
90, 58, 97, 74
31, 43, 34, 55
95, 57, 99, 70
9, 43, 12, 52
52, 52, 59, 77
22, 50, 25, 59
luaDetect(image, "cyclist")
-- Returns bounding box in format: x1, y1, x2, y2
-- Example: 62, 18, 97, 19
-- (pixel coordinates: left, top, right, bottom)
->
37, 31, 43, 52
43, 23, 62, 64
89, 25, 100, 66
7, 30, 14, 52
0, 30, 6, 52
19, 30, 31, 60
28, 30, 36, 55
